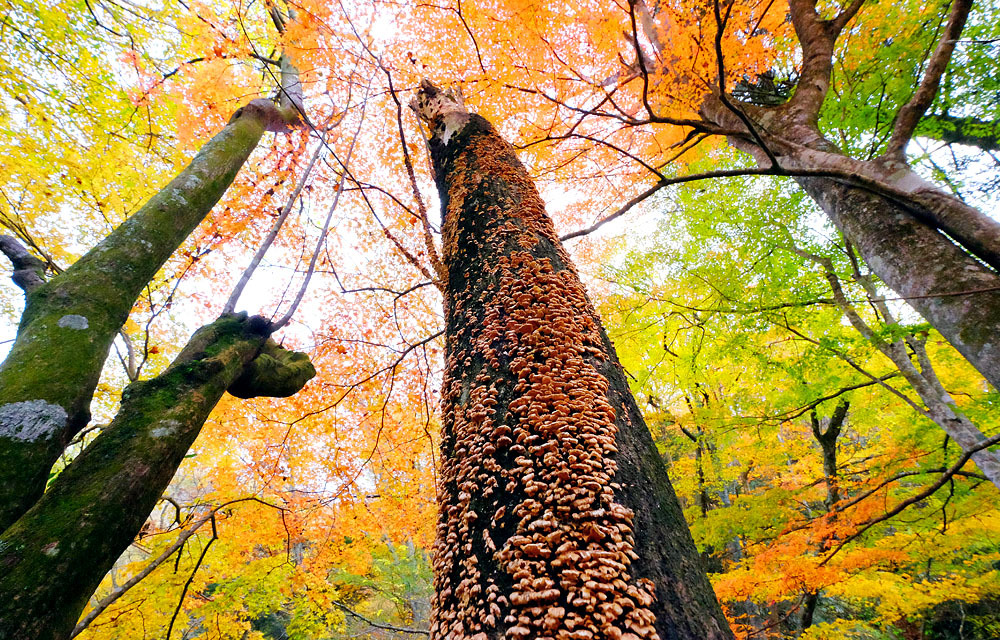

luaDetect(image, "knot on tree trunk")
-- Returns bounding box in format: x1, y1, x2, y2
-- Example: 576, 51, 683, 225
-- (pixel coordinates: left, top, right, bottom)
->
227, 338, 316, 398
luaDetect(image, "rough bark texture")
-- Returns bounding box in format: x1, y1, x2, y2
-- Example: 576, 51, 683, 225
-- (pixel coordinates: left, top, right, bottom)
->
795, 172, 1000, 391
419, 86, 731, 640
0, 104, 275, 532
0, 313, 314, 640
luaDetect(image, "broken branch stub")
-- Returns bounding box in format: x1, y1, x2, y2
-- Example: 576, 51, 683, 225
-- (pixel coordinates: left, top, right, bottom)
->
227, 338, 316, 398
410, 79, 470, 146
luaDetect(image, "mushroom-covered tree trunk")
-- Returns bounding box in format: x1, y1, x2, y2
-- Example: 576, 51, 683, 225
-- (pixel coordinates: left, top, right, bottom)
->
0, 99, 297, 532
0, 313, 314, 640
415, 82, 733, 640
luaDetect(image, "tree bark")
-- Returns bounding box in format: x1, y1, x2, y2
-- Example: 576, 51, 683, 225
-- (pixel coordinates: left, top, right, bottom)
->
795, 169, 1000, 391
800, 252, 1000, 488
636, 0, 1000, 397
415, 82, 732, 640
0, 313, 314, 640
684, 0, 1000, 393
0, 100, 286, 532
697, 93, 1000, 395
810, 400, 846, 510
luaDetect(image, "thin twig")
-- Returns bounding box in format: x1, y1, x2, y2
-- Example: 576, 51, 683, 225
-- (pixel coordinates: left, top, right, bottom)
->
271, 81, 371, 330
820, 433, 1000, 565
165, 515, 218, 640
223, 142, 324, 314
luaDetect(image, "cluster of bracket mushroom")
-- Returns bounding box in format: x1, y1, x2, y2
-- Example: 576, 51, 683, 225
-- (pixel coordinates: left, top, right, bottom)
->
429, 125, 660, 640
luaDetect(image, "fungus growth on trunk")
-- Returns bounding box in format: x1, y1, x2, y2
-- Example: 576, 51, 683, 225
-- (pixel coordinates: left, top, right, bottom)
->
414, 80, 732, 640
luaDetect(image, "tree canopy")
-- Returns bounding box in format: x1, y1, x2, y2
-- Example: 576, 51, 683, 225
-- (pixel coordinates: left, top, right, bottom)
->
1, 0, 998, 638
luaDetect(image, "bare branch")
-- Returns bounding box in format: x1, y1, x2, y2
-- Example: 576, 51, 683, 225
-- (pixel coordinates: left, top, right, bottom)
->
561, 179, 668, 241
712, 0, 781, 169
165, 515, 218, 640
115, 329, 138, 382
71, 514, 213, 637
381, 64, 445, 285
224, 142, 324, 314
830, 0, 867, 35
749, 375, 897, 423
821, 432, 1000, 565
332, 601, 429, 636
271, 84, 370, 331
72, 497, 285, 637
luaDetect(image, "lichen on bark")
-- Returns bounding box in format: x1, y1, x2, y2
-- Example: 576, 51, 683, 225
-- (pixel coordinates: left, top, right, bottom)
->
0, 106, 274, 532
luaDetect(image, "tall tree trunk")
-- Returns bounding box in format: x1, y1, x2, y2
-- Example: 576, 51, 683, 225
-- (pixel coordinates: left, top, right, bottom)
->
636, 0, 1000, 394
0, 99, 292, 532
799, 591, 819, 632
0, 313, 314, 640
415, 81, 732, 640
796, 168, 1000, 392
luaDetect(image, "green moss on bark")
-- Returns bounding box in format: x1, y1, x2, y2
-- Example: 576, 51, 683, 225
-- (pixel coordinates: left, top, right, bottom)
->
0, 110, 268, 532
0, 312, 314, 640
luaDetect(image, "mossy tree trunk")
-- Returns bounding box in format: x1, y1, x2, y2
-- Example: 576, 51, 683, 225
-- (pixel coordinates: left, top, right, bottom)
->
0, 100, 293, 532
0, 313, 314, 640
414, 82, 732, 640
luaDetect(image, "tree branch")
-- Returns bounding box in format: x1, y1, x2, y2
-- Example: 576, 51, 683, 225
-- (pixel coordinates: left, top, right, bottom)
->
0, 234, 46, 292
332, 601, 429, 636
165, 515, 218, 640
224, 142, 323, 315
884, 0, 973, 160
821, 432, 1000, 565
72, 514, 212, 636
830, 0, 867, 35
271, 83, 369, 331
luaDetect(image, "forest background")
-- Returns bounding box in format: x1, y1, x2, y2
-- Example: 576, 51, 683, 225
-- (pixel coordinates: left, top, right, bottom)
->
0, 0, 999, 637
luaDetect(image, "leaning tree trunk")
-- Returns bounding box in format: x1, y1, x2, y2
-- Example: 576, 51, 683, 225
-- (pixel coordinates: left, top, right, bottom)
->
632, 0, 1000, 394
0, 99, 296, 532
0, 312, 314, 640
414, 81, 732, 640
795, 164, 1000, 391
697, 95, 1000, 394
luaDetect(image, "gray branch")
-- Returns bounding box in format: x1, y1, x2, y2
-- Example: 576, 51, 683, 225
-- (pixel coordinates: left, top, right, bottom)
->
0, 234, 46, 292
